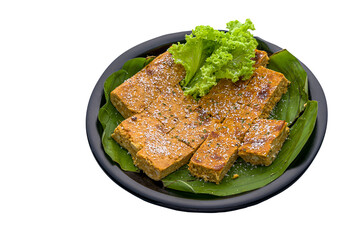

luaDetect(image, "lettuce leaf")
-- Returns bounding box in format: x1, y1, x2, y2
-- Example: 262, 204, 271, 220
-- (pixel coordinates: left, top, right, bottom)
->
169, 26, 220, 88
169, 19, 257, 98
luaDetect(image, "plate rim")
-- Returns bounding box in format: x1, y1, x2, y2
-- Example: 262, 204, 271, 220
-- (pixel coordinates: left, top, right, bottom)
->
86, 32, 328, 212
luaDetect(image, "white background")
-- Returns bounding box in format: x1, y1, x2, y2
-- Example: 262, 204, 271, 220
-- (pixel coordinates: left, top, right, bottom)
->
1, 0, 359, 239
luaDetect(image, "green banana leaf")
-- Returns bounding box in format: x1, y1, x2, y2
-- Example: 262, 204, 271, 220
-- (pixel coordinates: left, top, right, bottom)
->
267, 50, 309, 124
98, 57, 154, 172
162, 101, 317, 196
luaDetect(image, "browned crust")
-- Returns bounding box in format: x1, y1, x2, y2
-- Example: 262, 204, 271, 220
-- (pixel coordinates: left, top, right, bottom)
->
188, 133, 238, 184
110, 51, 186, 118
134, 138, 194, 181
253, 49, 270, 68
111, 113, 167, 157
237, 66, 290, 118
238, 119, 289, 166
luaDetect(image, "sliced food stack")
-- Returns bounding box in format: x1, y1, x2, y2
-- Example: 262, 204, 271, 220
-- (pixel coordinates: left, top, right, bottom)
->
110, 48, 290, 184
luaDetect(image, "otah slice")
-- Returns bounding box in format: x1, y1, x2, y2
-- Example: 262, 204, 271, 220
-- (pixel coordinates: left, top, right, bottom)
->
188, 131, 239, 184
238, 119, 289, 166
238, 66, 290, 118
110, 51, 186, 118
135, 136, 195, 181
111, 113, 167, 158
252, 49, 269, 68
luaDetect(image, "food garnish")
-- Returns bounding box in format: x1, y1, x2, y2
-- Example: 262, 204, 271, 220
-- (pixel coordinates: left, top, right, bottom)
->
169, 19, 258, 98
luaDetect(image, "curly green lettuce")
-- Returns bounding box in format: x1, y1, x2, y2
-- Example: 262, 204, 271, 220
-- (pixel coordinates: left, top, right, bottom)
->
169, 19, 258, 98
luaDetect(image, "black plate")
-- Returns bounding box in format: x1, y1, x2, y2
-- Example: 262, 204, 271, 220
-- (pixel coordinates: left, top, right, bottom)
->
86, 32, 327, 212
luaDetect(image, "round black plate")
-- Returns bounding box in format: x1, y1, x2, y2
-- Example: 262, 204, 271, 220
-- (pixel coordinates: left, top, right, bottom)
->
86, 32, 327, 212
